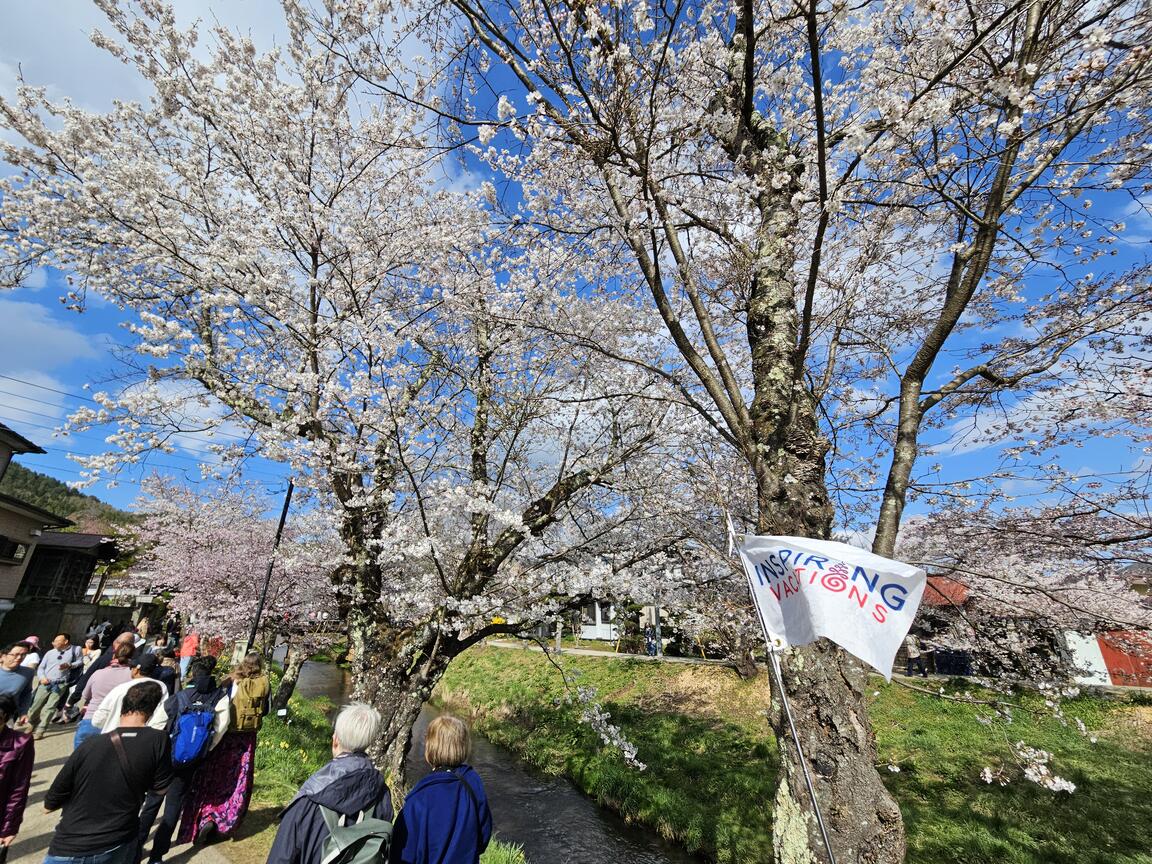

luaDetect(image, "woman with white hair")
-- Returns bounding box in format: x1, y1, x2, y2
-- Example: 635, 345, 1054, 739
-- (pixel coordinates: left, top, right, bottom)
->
267, 702, 394, 864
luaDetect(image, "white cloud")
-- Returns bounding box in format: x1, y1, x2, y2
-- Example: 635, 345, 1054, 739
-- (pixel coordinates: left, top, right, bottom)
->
20, 267, 49, 291
0, 299, 98, 371
0, 298, 101, 438
0, 0, 287, 113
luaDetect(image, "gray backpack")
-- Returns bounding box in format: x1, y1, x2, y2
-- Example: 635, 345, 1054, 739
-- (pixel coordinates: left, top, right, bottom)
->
318, 805, 392, 864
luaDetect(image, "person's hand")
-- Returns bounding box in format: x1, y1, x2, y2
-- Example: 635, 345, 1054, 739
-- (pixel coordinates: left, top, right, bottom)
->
0, 834, 14, 846
16, 716, 27, 726
40, 678, 49, 686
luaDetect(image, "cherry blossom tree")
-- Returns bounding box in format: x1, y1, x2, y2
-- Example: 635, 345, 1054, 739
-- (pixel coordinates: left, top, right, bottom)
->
125, 476, 341, 704
0, 0, 689, 789
318, 0, 1152, 859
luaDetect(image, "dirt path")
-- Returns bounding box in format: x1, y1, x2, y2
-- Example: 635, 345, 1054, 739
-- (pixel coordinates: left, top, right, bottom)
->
8, 722, 231, 864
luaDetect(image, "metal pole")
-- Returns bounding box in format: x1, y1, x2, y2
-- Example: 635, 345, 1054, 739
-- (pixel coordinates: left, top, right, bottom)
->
733, 532, 838, 864
246, 479, 294, 651
654, 588, 663, 658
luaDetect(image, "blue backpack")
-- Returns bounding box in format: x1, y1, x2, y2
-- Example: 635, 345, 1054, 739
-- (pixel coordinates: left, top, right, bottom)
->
166, 686, 220, 766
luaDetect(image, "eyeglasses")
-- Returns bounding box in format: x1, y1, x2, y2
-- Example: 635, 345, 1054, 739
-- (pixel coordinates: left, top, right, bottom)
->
4, 652, 27, 659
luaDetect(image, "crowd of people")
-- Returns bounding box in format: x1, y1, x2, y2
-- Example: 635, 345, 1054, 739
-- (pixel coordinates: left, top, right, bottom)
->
0, 619, 493, 864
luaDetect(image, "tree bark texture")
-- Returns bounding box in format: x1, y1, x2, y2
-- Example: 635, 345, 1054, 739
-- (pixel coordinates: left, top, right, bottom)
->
771, 642, 905, 864
744, 183, 905, 864
350, 620, 451, 806
272, 641, 309, 713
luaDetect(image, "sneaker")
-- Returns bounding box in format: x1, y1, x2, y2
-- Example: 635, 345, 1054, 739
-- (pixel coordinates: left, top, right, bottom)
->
34, 730, 46, 740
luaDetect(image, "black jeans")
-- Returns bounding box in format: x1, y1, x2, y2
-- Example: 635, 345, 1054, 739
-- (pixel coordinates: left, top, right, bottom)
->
137, 766, 195, 862
906, 656, 927, 677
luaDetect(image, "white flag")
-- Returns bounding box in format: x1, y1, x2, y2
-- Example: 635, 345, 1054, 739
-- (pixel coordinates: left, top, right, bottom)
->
736, 535, 926, 679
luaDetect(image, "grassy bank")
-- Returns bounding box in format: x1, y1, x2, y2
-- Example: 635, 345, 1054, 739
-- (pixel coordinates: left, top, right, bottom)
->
218, 690, 527, 864
436, 644, 1152, 864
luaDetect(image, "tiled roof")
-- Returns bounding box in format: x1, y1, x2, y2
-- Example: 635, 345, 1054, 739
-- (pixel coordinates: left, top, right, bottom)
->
922, 575, 970, 607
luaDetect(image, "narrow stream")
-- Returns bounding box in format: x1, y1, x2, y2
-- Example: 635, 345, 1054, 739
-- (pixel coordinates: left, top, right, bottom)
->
290, 659, 702, 864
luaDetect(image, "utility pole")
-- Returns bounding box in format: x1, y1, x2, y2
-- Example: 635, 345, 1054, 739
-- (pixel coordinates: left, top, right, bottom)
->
247, 480, 294, 651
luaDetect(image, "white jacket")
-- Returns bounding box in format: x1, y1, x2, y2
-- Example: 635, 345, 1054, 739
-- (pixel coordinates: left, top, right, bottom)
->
92, 677, 171, 732
97, 679, 231, 752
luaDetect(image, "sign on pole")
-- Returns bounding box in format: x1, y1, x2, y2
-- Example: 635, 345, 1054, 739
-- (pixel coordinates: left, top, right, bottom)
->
736, 535, 927, 678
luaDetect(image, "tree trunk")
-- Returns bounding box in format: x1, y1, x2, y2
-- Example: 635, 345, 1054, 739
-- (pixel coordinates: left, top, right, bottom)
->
272, 641, 307, 712
350, 617, 454, 806
745, 179, 905, 864
770, 642, 905, 864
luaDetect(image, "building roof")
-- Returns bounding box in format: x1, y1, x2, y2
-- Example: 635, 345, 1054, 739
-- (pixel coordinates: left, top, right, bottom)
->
36, 530, 118, 558
922, 575, 971, 607
0, 492, 72, 529
0, 422, 46, 455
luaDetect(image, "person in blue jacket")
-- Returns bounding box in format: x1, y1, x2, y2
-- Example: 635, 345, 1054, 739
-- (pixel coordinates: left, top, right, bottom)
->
267, 702, 393, 864
391, 714, 492, 864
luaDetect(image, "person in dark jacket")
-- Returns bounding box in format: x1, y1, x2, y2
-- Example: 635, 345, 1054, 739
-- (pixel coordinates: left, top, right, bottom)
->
390, 714, 492, 864
267, 702, 393, 864
0, 693, 34, 851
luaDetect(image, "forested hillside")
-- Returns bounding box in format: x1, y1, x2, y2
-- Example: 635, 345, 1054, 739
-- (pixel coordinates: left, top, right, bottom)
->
0, 462, 131, 532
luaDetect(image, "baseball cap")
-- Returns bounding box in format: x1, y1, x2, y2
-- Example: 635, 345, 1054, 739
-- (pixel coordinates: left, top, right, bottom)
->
130, 653, 160, 675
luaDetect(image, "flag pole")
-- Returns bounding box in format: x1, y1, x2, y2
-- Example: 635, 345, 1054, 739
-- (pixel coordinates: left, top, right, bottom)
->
728, 515, 838, 864
764, 642, 838, 864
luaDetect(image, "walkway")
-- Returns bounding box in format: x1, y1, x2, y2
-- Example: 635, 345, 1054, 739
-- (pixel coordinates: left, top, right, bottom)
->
487, 638, 735, 666
9, 722, 231, 864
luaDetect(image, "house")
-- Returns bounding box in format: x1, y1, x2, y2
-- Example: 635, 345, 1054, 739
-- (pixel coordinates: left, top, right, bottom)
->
0, 530, 123, 648
0, 421, 72, 627
914, 570, 1152, 688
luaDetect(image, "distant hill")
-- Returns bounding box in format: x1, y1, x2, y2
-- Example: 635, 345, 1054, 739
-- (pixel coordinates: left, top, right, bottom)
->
0, 462, 133, 533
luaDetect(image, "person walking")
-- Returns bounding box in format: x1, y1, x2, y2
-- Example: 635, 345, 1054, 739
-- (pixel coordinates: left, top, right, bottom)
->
136, 659, 230, 864
43, 682, 171, 864
0, 693, 35, 853
177, 631, 199, 682
0, 643, 35, 724
267, 702, 393, 864
75, 643, 134, 748
89, 655, 171, 733
27, 634, 83, 740
80, 637, 101, 672
19, 637, 40, 671
390, 715, 492, 864
155, 649, 179, 695
904, 634, 928, 678
176, 652, 269, 846
62, 632, 137, 724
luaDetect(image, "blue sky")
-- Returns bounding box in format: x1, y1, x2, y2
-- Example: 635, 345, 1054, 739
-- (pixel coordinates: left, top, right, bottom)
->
0, 1, 291, 511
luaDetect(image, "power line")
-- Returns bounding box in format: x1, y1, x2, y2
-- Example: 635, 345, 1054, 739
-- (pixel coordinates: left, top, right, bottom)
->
0, 402, 284, 474
0, 374, 97, 403
1, 416, 287, 482
9, 460, 286, 495
0, 373, 256, 443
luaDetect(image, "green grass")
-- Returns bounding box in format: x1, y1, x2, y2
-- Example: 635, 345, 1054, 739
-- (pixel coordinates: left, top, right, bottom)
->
436, 645, 1152, 864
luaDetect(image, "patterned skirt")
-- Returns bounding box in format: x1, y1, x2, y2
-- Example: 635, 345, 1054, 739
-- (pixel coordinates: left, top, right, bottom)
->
177, 729, 258, 843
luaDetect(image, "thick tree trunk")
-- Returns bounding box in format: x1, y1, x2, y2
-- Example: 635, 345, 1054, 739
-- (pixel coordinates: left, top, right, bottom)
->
771, 643, 904, 864
746, 181, 906, 864
272, 641, 307, 712
349, 615, 454, 806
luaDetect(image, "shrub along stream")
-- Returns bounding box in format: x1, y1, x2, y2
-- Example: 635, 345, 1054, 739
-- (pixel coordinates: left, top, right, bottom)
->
435, 644, 1152, 864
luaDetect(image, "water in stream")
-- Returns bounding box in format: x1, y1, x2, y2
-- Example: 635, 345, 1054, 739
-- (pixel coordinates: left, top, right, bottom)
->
290, 660, 702, 864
